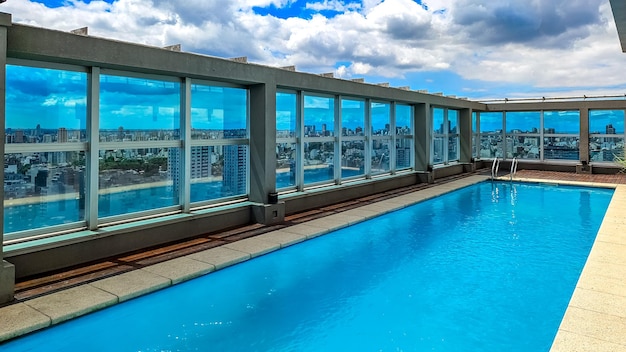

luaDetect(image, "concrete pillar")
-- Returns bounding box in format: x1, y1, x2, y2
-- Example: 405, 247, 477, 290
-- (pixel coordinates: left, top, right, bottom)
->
414, 103, 433, 182
0, 12, 15, 304
249, 82, 285, 224
579, 107, 590, 163
459, 108, 473, 164
577, 107, 592, 173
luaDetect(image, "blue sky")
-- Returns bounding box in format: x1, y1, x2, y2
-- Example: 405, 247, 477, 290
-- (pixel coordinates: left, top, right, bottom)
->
2, 0, 626, 101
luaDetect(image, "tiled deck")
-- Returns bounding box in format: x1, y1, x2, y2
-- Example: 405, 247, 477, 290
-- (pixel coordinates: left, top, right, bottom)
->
0, 170, 625, 350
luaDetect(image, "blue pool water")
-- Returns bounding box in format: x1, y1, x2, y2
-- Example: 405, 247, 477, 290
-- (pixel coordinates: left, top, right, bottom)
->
1, 182, 613, 351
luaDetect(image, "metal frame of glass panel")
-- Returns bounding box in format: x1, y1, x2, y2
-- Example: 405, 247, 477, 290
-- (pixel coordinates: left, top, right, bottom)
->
431, 106, 459, 165
589, 109, 625, 163
276, 90, 299, 192
395, 103, 414, 172
504, 111, 541, 160
188, 79, 250, 209
302, 92, 336, 188
4, 60, 90, 241
3, 61, 252, 242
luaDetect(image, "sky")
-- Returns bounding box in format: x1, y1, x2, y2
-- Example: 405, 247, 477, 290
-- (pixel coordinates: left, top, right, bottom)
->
2, 0, 626, 101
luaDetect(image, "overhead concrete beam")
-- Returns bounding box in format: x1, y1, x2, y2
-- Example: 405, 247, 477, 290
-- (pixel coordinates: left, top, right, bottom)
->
610, 0, 626, 52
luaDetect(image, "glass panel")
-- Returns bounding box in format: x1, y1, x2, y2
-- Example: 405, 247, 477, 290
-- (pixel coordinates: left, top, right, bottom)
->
276, 143, 297, 189
448, 136, 459, 161
543, 137, 579, 160
276, 92, 297, 138
433, 136, 445, 164
396, 138, 412, 169
433, 108, 445, 134
372, 138, 391, 174
396, 104, 412, 135
472, 112, 477, 133
480, 112, 503, 133
189, 145, 248, 202
6, 65, 87, 143
191, 85, 247, 140
544, 111, 580, 134
371, 102, 391, 135
304, 95, 334, 137
304, 141, 334, 184
507, 111, 540, 133
590, 137, 625, 162
472, 134, 478, 158
479, 134, 503, 158
4, 151, 86, 233
98, 148, 180, 218
341, 99, 365, 137
449, 110, 459, 134
341, 140, 365, 178
100, 75, 180, 142
589, 110, 625, 134
507, 136, 540, 159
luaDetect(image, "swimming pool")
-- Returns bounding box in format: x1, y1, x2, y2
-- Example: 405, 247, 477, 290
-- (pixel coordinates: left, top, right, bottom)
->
1, 181, 613, 351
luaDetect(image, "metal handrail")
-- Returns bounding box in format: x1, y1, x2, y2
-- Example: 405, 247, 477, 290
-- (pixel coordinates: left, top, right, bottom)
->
510, 158, 518, 181
491, 158, 500, 180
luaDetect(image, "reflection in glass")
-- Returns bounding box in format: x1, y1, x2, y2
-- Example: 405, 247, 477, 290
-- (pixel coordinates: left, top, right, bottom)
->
304, 95, 334, 137
192, 84, 247, 140
448, 136, 459, 161
277, 92, 297, 138
544, 111, 580, 134
396, 138, 412, 169
6, 65, 87, 143
341, 140, 365, 178
372, 139, 391, 174
507, 136, 540, 159
342, 99, 365, 136
371, 102, 391, 135
589, 110, 625, 134
507, 111, 540, 133
98, 148, 180, 218
304, 141, 334, 184
479, 134, 503, 158
590, 137, 625, 162
4, 151, 86, 233
433, 136, 445, 163
100, 75, 180, 142
276, 143, 297, 189
396, 105, 412, 135
448, 110, 459, 134
543, 137, 579, 160
480, 112, 503, 133
472, 112, 477, 133
433, 108, 445, 133
189, 145, 248, 202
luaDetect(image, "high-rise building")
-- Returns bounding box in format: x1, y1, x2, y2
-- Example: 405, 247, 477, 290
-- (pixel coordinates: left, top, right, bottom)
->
223, 145, 247, 196
58, 128, 68, 143
15, 130, 24, 143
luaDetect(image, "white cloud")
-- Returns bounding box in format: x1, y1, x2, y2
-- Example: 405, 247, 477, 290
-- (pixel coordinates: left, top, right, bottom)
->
305, 0, 361, 12
2, 0, 625, 98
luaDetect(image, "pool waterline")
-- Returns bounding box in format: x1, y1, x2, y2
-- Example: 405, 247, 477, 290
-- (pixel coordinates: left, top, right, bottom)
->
0, 175, 624, 350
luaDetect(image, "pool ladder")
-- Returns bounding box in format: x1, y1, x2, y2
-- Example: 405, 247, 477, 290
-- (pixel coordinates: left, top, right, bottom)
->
510, 158, 519, 181
491, 158, 500, 180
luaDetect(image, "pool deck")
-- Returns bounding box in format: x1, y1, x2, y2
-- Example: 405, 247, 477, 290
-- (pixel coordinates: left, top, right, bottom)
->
0, 170, 625, 350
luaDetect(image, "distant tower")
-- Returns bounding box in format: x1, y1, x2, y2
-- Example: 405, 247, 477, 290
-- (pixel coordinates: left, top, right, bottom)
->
223, 145, 247, 196
606, 124, 616, 134
58, 128, 68, 143
15, 130, 24, 143
118, 126, 125, 141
